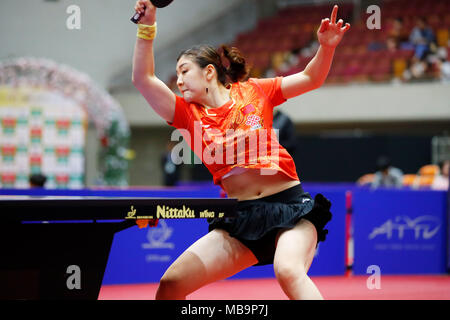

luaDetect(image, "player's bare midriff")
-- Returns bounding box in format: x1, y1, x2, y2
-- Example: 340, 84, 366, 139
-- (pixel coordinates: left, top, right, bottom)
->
221, 169, 300, 201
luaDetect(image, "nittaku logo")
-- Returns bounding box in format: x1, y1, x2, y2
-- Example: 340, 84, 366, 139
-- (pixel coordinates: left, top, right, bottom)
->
368, 215, 441, 240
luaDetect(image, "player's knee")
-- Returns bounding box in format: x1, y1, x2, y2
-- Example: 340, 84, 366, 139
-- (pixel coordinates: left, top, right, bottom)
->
274, 262, 307, 286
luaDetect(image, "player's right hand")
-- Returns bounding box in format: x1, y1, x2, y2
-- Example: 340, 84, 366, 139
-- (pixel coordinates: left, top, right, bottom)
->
134, 0, 156, 25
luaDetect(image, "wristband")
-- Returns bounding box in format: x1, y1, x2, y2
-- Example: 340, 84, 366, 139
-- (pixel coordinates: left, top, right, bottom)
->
137, 22, 157, 40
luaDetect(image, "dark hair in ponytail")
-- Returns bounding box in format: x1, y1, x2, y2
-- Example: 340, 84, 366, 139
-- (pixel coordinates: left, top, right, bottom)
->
177, 44, 249, 86
220, 45, 249, 84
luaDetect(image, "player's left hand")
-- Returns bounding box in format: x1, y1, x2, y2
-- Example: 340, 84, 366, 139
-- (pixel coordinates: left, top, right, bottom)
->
317, 5, 350, 48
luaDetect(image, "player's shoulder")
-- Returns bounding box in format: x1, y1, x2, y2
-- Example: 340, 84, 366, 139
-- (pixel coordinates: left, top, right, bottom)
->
235, 78, 260, 90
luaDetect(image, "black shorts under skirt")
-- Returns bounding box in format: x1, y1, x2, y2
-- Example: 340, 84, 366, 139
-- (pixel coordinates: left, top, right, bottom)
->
207, 184, 332, 266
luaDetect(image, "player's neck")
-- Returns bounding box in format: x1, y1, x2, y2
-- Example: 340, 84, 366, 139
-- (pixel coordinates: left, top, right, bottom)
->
202, 85, 231, 109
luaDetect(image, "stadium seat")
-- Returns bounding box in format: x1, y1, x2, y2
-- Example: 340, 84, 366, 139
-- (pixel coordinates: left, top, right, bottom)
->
427, 14, 441, 31
418, 164, 440, 176
436, 28, 449, 48
417, 175, 435, 188
388, 49, 415, 60
393, 58, 407, 78
443, 14, 450, 28
370, 58, 392, 82
402, 174, 418, 187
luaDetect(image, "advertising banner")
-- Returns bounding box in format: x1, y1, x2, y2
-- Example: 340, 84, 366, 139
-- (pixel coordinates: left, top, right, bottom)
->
352, 189, 447, 275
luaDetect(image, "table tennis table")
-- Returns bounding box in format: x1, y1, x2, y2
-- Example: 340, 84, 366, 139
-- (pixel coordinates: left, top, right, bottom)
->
0, 196, 237, 300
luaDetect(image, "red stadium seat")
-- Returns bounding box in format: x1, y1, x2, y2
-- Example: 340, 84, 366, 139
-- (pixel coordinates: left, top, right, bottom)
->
329, 60, 347, 78
388, 49, 415, 60
365, 50, 386, 61
444, 14, 450, 28
360, 61, 378, 76
369, 57, 392, 81
296, 56, 312, 70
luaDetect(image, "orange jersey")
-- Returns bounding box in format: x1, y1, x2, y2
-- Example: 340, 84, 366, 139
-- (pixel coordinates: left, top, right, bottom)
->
167, 76, 300, 188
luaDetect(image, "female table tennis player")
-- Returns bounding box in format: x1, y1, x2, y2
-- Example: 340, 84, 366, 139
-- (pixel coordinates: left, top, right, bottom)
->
132, 0, 350, 300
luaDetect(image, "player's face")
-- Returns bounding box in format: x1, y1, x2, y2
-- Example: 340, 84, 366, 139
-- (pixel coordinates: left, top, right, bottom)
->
176, 56, 208, 103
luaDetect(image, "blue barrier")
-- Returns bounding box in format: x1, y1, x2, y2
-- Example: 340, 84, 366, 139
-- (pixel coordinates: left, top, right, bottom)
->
0, 186, 222, 198
352, 188, 448, 275
103, 219, 209, 285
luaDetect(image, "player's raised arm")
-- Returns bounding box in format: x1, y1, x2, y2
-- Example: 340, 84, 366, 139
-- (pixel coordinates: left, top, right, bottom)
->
132, 0, 176, 123
281, 4, 350, 99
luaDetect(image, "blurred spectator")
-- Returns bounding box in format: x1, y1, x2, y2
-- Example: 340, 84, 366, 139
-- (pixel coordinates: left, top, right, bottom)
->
272, 109, 297, 158
265, 48, 302, 77
161, 140, 181, 186
371, 156, 404, 189
409, 17, 437, 60
29, 173, 47, 188
431, 160, 449, 190
368, 38, 385, 51
386, 36, 399, 52
300, 41, 319, 58
437, 57, 450, 83
387, 18, 409, 46
403, 55, 428, 81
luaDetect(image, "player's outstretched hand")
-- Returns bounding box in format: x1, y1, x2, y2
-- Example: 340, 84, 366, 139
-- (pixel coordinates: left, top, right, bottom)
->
317, 5, 350, 48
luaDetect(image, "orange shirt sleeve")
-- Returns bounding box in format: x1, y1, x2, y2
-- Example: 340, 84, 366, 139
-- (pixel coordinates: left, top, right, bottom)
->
166, 95, 192, 129
251, 76, 287, 107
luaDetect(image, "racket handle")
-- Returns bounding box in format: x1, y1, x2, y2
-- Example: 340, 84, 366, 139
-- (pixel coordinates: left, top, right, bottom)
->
131, 11, 143, 24
130, 5, 146, 24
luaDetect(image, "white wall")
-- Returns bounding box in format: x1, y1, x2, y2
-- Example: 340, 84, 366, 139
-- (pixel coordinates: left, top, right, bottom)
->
281, 82, 450, 123
0, 0, 242, 88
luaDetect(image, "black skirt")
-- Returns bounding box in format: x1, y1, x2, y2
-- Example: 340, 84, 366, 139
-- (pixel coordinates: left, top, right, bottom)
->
207, 184, 332, 266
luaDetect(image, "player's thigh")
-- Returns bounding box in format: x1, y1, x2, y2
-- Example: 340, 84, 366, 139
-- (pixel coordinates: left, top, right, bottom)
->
162, 228, 258, 286
273, 218, 318, 274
